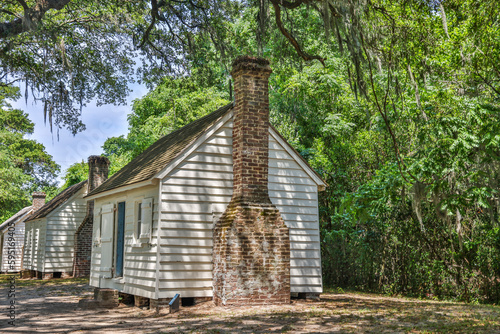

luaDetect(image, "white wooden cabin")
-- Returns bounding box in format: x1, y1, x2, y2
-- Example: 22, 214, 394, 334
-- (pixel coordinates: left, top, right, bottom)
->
23, 181, 88, 278
86, 102, 326, 302
0, 206, 32, 273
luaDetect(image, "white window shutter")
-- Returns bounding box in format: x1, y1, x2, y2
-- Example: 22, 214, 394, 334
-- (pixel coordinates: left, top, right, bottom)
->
100, 204, 114, 242
94, 207, 102, 242
100, 203, 114, 278
140, 198, 153, 240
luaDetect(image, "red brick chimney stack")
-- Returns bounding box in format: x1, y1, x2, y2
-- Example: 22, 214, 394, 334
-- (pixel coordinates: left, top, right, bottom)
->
73, 155, 110, 278
88, 155, 110, 194
32, 192, 46, 211
212, 56, 290, 306
231, 56, 273, 204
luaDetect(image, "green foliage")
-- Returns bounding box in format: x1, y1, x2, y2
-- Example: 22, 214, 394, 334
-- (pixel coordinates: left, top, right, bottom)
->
0, 150, 32, 222
215, 0, 500, 303
61, 161, 89, 189
0, 86, 59, 221
0, 0, 147, 134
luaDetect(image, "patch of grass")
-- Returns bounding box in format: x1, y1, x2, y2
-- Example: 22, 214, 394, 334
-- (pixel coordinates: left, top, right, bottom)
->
281, 324, 295, 332
0, 274, 89, 288
305, 308, 329, 318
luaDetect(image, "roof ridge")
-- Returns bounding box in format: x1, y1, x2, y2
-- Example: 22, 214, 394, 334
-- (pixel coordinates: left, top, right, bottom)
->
87, 102, 234, 197
27, 180, 88, 221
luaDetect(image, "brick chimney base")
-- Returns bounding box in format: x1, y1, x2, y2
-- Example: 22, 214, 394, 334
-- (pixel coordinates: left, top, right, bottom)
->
73, 214, 93, 277
213, 201, 290, 306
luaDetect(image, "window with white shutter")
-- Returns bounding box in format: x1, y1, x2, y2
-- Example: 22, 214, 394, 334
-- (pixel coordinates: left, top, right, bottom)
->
139, 198, 153, 240
135, 201, 142, 240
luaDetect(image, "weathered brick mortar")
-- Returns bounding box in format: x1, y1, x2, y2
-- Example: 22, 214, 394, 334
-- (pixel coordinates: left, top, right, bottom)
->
213, 56, 290, 306
32, 192, 46, 211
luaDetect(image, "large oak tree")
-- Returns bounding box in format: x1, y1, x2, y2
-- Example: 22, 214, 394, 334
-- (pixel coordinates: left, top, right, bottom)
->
0, 0, 239, 134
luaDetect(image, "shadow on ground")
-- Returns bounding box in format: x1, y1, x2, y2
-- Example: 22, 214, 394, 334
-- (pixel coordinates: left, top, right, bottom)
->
0, 277, 499, 333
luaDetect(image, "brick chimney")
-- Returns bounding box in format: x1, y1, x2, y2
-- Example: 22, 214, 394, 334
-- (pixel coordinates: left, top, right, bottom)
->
88, 155, 110, 194
73, 155, 110, 277
212, 56, 290, 306
32, 192, 46, 211
84, 155, 110, 216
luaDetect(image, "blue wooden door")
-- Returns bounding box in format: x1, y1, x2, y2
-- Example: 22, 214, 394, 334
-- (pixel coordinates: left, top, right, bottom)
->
115, 201, 126, 277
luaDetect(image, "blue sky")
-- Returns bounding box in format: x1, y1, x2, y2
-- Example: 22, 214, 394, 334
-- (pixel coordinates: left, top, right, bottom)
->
11, 83, 149, 186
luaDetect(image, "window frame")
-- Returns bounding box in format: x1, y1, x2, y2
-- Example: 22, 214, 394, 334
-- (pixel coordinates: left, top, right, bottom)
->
135, 200, 143, 241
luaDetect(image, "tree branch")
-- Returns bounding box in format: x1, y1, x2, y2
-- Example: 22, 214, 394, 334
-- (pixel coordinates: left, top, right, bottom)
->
0, 0, 73, 39
276, 0, 310, 10
360, 31, 419, 185
475, 69, 500, 97
407, 63, 428, 121
270, 0, 325, 66
16, 0, 30, 11
138, 0, 159, 48
0, 9, 19, 18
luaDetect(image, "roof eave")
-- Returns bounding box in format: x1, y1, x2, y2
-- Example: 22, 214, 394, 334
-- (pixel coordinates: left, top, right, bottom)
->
0, 207, 32, 232
84, 179, 158, 201
26, 181, 87, 221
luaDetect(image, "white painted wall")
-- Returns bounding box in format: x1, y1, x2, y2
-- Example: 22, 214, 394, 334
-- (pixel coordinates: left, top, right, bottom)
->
1, 220, 26, 272
89, 114, 323, 300
43, 192, 87, 273
23, 221, 33, 270
23, 219, 46, 272
23, 187, 87, 274
157, 118, 323, 299
268, 137, 323, 293
90, 185, 159, 299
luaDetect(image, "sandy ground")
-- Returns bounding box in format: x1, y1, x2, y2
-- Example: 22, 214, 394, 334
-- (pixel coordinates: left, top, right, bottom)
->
1, 276, 500, 333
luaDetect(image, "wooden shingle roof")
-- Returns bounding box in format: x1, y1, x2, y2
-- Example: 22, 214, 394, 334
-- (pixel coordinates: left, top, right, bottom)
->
27, 181, 87, 221
87, 102, 234, 197
0, 206, 32, 232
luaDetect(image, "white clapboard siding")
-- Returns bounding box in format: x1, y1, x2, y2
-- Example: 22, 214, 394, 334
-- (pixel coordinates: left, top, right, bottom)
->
268, 134, 323, 293
23, 219, 47, 272
36, 220, 46, 272
23, 222, 33, 269
22, 187, 87, 274
89, 185, 159, 299
1, 220, 26, 272
43, 189, 87, 273
159, 120, 233, 298
158, 118, 323, 298
22, 227, 30, 269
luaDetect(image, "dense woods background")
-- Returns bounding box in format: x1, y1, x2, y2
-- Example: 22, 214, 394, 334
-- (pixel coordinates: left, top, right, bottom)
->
1, 0, 499, 303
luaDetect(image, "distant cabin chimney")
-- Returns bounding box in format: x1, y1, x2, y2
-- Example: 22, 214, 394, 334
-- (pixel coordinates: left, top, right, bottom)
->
212, 56, 290, 306
88, 155, 110, 194
73, 155, 110, 278
32, 192, 46, 211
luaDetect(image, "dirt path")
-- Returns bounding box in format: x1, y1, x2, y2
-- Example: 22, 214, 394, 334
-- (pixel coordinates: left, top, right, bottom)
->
1, 276, 499, 333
